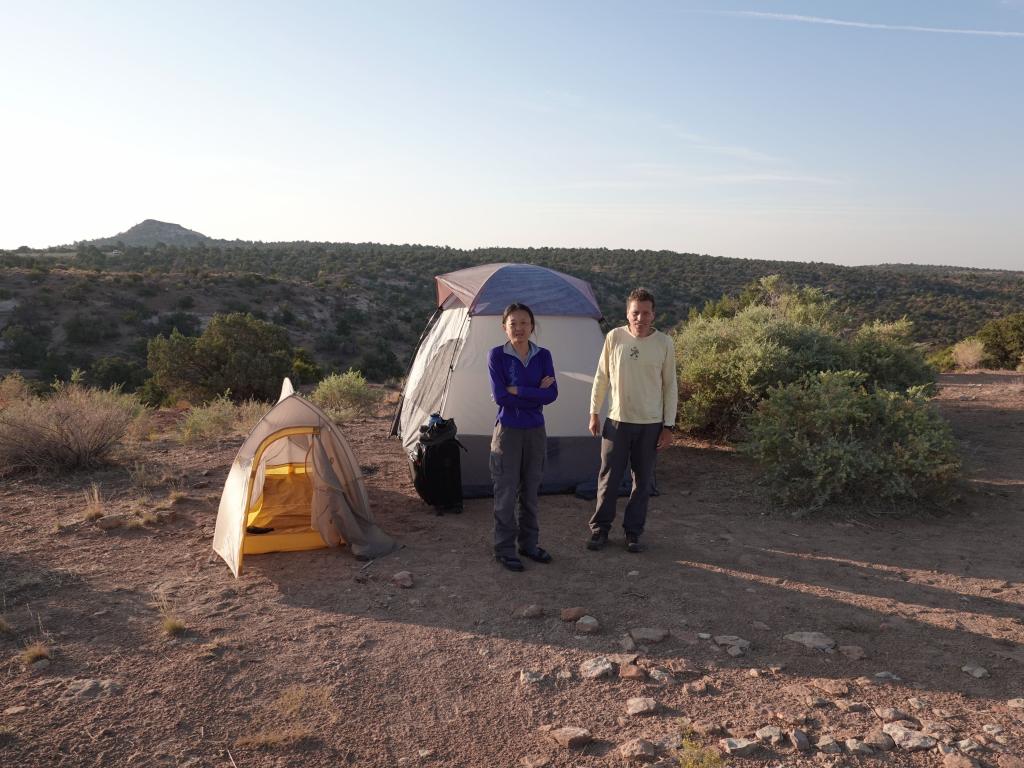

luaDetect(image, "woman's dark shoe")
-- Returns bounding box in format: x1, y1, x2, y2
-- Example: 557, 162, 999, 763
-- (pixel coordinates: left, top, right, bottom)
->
495, 554, 525, 572
518, 547, 553, 564
586, 530, 609, 551
625, 533, 645, 553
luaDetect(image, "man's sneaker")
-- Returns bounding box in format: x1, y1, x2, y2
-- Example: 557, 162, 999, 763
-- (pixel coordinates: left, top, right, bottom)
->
586, 530, 609, 551
625, 534, 645, 553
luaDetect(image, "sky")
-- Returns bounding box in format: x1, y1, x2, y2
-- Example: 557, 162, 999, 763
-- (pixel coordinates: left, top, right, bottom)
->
1, 0, 1022, 269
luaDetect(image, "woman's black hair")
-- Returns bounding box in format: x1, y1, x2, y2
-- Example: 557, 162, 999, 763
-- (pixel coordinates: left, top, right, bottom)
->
501, 302, 535, 329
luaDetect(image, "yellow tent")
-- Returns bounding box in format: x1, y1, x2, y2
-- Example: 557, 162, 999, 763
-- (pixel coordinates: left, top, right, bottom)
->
213, 379, 398, 576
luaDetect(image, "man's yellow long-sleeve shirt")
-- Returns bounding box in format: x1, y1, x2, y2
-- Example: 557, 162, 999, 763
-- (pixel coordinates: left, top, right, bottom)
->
589, 326, 678, 426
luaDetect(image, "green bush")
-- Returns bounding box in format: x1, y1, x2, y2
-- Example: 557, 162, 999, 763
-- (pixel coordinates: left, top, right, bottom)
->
0, 383, 142, 474
311, 370, 379, 421
148, 313, 294, 402
849, 319, 935, 392
975, 311, 1024, 369
177, 394, 270, 443
739, 371, 960, 509
926, 345, 957, 373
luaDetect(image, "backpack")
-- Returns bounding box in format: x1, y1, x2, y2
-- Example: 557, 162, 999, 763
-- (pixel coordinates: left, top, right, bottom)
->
412, 414, 466, 514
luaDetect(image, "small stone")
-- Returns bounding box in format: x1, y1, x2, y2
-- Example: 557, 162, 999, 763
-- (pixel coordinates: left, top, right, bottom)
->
618, 738, 657, 762
609, 653, 639, 666
697, 632, 712, 640
513, 604, 543, 619
576, 616, 600, 634
961, 664, 989, 679
627, 570, 640, 577
630, 627, 669, 643
520, 756, 551, 768
648, 668, 674, 685
390, 571, 414, 588
944, 755, 980, 768
983, 724, 1004, 735
547, 726, 592, 749
789, 729, 811, 751
96, 514, 128, 530
713, 635, 751, 651
682, 678, 710, 695
519, 670, 544, 686
862, 729, 895, 751
626, 697, 659, 716
784, 631, 836, 651
556, 668, 573, 680
906, 696, 927, 711
994, 757, 1024, 768
727, 645, 745, 657
839, 644, 866, 660
845, 738, 874, 755
579, 657, 614, 679
834, 699, 868, 713
815, 735, 842, 753
619, 664, 647, 681
755, 725, 784, 745
693, 721, 726, 737
719, 737, 760, 757
873, 670, 900, 682
957, 738, 982, 753
752, 620, 770, 631
883, 722, 936, 751
560, 607, 588, 621
621, 634, 637, 652
811, 678, 849, 696
1007, 698, 1024, 709
874, 706, 911, 722
3, 706, 28, 715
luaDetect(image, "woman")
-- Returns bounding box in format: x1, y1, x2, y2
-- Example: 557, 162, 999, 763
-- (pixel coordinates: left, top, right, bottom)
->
487, 302, 558, 572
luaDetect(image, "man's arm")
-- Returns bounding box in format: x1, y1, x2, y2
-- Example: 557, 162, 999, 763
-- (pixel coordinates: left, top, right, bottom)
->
656, 335, 678, 450
589, 333, 611, 436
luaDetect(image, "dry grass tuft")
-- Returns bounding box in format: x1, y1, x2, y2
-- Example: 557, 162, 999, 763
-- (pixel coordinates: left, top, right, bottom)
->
167, 489, 190, 505
82, 483, 104, 521
0, 616, 13, 635
128, 461, 163, 490
234, 684, 332, 749
20, 642, 50, 666
235, 726, 314, 749
157, 596, 186, 636
675, 737, 724, 768
953, 338, 986, 370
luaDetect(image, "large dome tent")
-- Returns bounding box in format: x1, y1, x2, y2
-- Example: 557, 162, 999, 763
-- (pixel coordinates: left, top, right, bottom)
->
392, 263, 606, 497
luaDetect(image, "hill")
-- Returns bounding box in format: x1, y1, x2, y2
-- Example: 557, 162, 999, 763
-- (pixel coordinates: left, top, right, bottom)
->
1, 235, 1023, 389
85, 219, 214, 248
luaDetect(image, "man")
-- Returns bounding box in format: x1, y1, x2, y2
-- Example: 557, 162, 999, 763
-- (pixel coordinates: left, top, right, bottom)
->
587, 287, 678, 553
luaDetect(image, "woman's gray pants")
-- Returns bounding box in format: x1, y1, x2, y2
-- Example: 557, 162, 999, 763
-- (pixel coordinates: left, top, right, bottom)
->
490, 424, 546, 557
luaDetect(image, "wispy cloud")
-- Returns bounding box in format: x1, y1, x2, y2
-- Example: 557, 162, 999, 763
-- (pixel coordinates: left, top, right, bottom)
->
718, 11, 1024, 38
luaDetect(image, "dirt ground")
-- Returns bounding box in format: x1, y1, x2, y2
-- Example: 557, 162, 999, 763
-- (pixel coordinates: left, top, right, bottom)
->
2, 372, 1023, 768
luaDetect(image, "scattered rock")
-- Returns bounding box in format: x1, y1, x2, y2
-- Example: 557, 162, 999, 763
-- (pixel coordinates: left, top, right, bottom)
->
28, 659, 50, 672
713, 635, 751, 654
630, 627, 669, 644
575, 616, 600, 634
619, 664, 647, 681
546, 727, 592, 749
845, 738, 874, 755
920, 720, 955, 739
626, 570, 640, 578
621, 634, 637, 651
693, 721, 726, 737
906, 696, 927, 711
560, 607, 588, 622
609, 653, 639, 666
815, 734, 842, 753
811, 678, 849, 696
883, 722, 936, 751
1007, 698, 1024, 710
957, 738, 982, 753
61, 679, 101, 700
834, 699, 868, 713
626, 697, 658, 716
839, 644, 867, 660
874, 706, 911, 722
983, 724, 1004, 736
647, 668, 674, 686
719, 737, 760, 757
682, 678, 710, 695
961, 664, 989, 679
862, 729, 895, 751
579, 657, 614, 680
618, 738, 657, 763
994, 757, 1024, 768
95, 514, 129, 530
519, 670, 544, 686
943, 755, 980, 768
513, 604, 544, 619
789, 729, 811, 751
784, 631, 836, 652
755, 725, 784, 745
3, 705, 28, 715
697, 632, 712, 640
752, 620, 770, 631
391, 571, 414, 589
520, 756, 551, 768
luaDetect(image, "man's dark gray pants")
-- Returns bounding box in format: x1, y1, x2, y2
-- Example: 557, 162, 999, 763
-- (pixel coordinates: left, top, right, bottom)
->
490, 424, 546, 557
589, 419, 662, 537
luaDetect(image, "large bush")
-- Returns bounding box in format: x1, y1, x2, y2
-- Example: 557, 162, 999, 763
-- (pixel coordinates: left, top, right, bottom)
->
739, 371, 960, 509
147, 313, 294, 402
0, 382, 141, 474
975, 311, 1024, 370
675, 280, 935, 438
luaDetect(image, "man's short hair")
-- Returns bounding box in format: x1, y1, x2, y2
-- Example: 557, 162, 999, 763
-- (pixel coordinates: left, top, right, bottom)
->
627, 287, 655, 310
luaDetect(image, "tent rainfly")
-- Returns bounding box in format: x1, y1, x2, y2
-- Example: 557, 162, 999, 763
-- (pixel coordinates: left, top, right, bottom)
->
214, 379, 397, 576
392, 262, 607, 497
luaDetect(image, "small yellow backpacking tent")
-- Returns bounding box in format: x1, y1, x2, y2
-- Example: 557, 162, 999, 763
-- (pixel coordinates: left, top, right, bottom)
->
213, 379, 398, 576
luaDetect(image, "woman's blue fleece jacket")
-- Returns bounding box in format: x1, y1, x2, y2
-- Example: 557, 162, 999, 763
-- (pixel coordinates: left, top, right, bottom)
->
487, 342, 558, 429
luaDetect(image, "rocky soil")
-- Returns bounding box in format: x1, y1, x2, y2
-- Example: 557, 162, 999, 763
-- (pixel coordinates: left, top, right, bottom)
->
1, 372, 1023, 767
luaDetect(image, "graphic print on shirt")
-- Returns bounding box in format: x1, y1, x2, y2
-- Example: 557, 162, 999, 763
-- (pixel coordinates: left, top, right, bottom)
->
629, 345, 640, 360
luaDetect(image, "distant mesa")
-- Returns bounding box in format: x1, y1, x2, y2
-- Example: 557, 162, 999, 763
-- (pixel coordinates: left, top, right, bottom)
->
85, 219, 213, 248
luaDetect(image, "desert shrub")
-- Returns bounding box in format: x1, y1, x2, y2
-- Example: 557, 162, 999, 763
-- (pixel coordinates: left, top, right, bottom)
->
148, 313, 293, 402
975, 311, 1024, 369
675, 305, 846, 437
952, 338, 986, 370
236, 398, 271, 433
89, 355, 149, 391
0, 372, 33, 404
926, 345, 957, 373
311, 370, 379, 421
849, 319, 935, 392
0, 383, 141, 475
291, 347, 323, 385
740, 371, 960, 509
178, 394, 237, 443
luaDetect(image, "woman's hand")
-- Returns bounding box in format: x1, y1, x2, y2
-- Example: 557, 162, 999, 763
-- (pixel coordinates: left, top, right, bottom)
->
506, 385, 519, 395
539, 376, 556, 389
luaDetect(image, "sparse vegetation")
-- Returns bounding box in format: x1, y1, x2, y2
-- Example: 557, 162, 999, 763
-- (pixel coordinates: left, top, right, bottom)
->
20, 642, 50, 666
178, 394, 237, 443
158, 596, 186, 636
235, 684, 331, 749
0, 382, 140, 475
675, 736, 724, 768
311, 369, 380, 422
0, 616, 13, 635
975, 311, 1024, 369
82, 483, 104, 521
952, 338, 986, 370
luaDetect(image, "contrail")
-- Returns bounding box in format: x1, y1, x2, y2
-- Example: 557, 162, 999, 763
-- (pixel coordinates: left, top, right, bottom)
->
719, 11, 1024, 38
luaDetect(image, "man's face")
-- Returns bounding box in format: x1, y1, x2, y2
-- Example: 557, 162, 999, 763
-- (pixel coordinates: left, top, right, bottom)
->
627, 300, 655, 337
